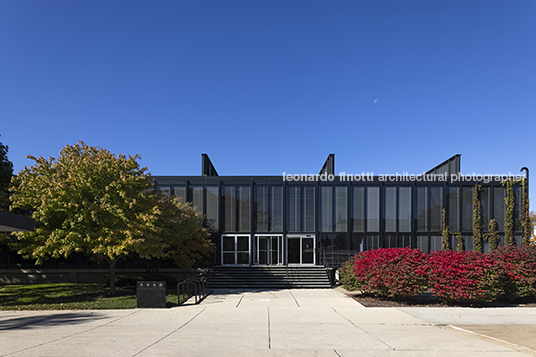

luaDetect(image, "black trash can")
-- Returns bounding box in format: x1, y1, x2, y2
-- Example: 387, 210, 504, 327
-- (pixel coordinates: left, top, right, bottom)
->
137, 281, 167, 308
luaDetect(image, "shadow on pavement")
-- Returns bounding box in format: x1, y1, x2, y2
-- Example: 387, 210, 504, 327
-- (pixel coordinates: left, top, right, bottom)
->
0, 312, 107, 331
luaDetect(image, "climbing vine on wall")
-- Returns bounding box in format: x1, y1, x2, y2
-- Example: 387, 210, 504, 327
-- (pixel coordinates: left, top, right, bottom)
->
503, 179, 515, 246
442, 209, 451, 250
521, 178, 531, 246
473, 184, 483, 253
485, 219, 499, 250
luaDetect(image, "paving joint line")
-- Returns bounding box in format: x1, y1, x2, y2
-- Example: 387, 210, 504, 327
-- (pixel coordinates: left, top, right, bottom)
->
267, 307, 271, 349
131, 308, 207, 357
236, 293, 245, 308
288, 290, 300, 307
331, 307, 395, 351
447, 325, 536, 356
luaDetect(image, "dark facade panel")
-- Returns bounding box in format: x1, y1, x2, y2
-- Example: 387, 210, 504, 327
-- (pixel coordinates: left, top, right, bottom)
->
0, 211, 34, 232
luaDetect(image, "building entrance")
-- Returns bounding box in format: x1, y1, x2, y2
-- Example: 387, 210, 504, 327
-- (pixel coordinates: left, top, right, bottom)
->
287, 235, 315, 265
254, 235, 283, 265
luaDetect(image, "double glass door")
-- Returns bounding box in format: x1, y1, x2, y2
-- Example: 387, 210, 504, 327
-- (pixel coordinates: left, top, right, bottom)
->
255, 235, 283, 265
288, 235, 315, 265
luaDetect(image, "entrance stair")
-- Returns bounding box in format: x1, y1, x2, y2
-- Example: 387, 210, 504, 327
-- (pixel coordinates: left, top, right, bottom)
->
210, 265, 331, 289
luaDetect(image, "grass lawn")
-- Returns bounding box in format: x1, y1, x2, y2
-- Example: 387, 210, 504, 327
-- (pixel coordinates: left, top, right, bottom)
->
0, 283, 179, 310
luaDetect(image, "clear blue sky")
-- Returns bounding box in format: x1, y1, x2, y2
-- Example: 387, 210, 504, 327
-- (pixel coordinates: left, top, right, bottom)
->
1, 1, 535, 198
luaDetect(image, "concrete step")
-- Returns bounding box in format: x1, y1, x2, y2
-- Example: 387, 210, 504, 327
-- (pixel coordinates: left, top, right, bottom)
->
210, 265, 332, 289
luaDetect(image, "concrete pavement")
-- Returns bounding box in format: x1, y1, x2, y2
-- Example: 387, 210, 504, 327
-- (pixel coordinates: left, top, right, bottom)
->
0, 288, 535, 356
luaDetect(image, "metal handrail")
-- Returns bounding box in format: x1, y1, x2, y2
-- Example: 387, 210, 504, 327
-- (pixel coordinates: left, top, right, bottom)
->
178, 275, 213, 305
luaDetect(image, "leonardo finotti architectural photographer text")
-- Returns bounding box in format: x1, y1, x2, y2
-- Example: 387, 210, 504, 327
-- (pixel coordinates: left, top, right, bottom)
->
282, 172, 524, 183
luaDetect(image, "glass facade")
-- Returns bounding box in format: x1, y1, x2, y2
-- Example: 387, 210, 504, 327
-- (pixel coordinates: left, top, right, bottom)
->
153, 160, 526, 265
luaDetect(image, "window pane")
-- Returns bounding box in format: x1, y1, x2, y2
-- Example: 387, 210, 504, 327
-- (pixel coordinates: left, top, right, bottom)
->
303, 186, 315, 231
494, 187, 505, 231
350, 233, 363, 251
206, 186, 219, 231
384, 187, 396, 232
447, 186, 458, 231
173, 186, 186, 203
190, 185, 204, 215
398, 187, 411, 232
237, 186, 250, 232
222, 186, 236, 232
254, 186, 269, 232
429, 187, 442, 231
461, 187, 473, 232
352, 187, 365, 232
367, 187, 380, 232
270, 186, 283, 232
416, 235, 429, 253
416, 187, 428, 232
287, 186, 300, 232
319, 186, 333, 232
334, 187, 348, 232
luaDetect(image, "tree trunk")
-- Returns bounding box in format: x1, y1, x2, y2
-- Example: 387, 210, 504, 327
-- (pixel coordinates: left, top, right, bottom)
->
108, 258, 116, 295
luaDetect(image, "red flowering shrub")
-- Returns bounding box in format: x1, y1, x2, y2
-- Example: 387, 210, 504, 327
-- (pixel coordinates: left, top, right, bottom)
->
427, 250, 504, 302
353, 248, 428, 298
339, 253, 363, 291
492, 245, 536, 299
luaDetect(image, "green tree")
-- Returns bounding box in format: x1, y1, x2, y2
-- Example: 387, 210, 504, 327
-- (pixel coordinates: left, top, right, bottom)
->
9, 142, 212, 294
0, 135, 14, 211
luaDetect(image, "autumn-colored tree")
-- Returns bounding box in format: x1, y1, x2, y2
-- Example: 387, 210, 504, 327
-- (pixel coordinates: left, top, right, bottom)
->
9, 142, 212, 294
153, 196, 213, 268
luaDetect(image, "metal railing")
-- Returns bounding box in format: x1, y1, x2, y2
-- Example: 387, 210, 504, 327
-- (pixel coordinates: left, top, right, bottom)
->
177, 275, 213, 305
321, 250, 359, 269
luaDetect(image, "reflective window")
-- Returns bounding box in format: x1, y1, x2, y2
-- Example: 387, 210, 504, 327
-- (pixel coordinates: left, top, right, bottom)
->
287, 186, 301, 232
447, 186, 458, 231
429, 187, 442, 232
303, 186, 315, 231
416, 187, 428, 232
254, 186, 269, 232
270, 186, 283, 232
319, 186, 333, 232
173, 186, 186, 203
494, 187, 505, 231
237, 186, 250, 232
287, 186, 315, 232
384, 187, 396, 232
367, 187, 380, 232
222, 186, 236, 231
352, 187, 365, 232
461, 187, 473, 232
334, 187, 348, 232
205, 186, 219, 231
189, 185, 203, 214
398, 187, 411, 232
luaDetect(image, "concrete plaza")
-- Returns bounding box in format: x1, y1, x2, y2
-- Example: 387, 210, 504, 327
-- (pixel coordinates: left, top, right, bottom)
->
1, 288, 535, 356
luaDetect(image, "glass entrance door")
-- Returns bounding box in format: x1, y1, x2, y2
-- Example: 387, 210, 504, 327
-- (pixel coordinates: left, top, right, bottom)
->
287, 235, 315, 265
255, 235, 283, 265
222, 235, 250, 265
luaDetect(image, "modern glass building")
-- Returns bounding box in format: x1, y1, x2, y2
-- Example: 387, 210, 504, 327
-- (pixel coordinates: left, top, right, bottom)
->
153, 154, 527, 267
